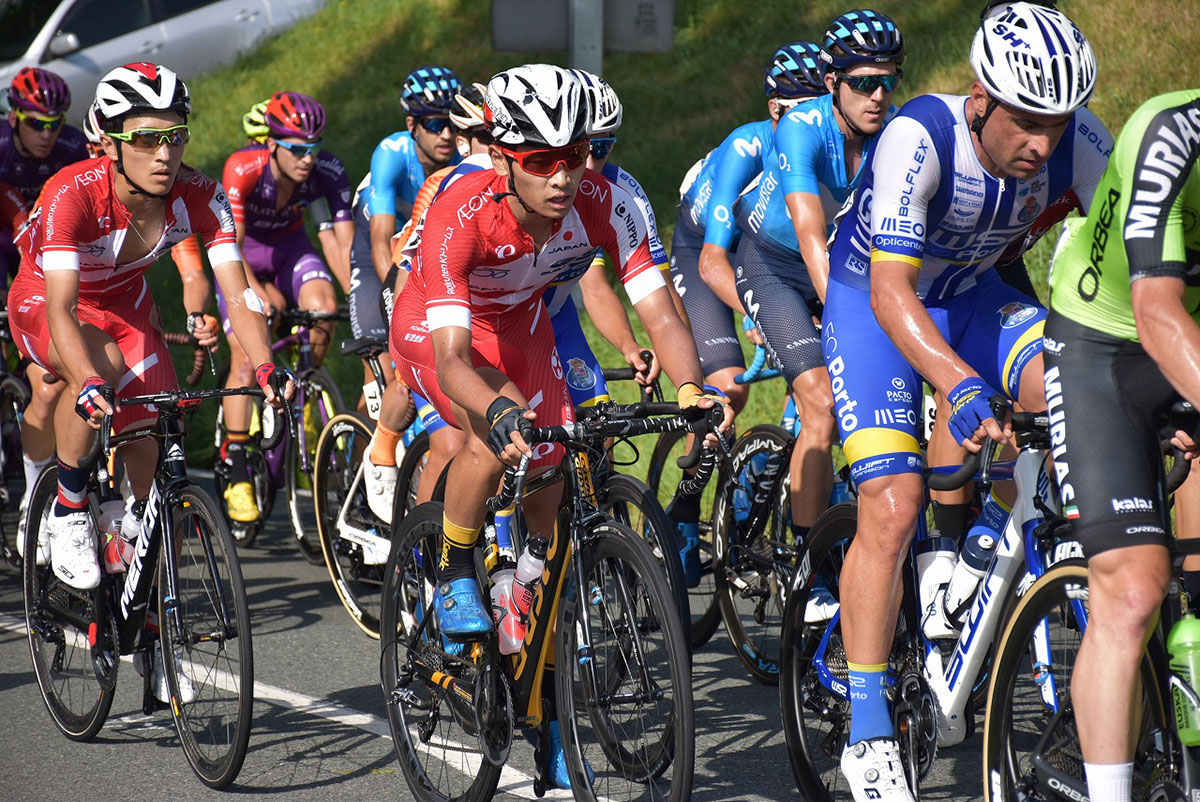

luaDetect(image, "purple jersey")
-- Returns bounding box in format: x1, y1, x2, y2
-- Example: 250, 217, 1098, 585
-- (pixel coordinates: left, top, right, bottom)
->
0, 120, 89, 205
222, 144, 352, 240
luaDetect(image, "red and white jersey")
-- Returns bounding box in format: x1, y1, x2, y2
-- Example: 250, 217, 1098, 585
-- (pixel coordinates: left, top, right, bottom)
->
15, 157, 240, 302
399, 168, 664, 331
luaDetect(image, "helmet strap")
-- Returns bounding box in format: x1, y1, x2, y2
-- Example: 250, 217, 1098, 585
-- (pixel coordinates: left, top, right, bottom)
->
970, 97, 1000, 138
831, 74, 869, 139
490, 157, 538, 216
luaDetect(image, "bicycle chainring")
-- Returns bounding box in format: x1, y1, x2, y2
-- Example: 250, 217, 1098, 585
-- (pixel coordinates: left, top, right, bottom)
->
91, 604, 120, 693
1142, 781, 1186, 802
473, 658, 513, 767
892, 667, 939, 786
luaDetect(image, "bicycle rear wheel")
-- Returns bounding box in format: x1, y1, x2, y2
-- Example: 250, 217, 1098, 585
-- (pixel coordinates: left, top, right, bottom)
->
981, 560, 1169, 802
714, 424, 793, 684
779, 503, 857, 800
599, 473, 691, 648
288, 369, 342, 564
380, 502, 502, 802
557, 518, 694, 802
315, 411, 389, 638
160, 485, 254, 789
23, 463, 115, 740
646, 428, 722, 650
391, 429, 429, 527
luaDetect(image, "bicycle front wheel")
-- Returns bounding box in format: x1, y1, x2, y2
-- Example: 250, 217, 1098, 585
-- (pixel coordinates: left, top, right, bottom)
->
315, 411, 389, 638
288, 369, 342, 564
557, 518, 694, 802
23, 463, 115, 741
380, 502, 502, 802
646, 428, 722, 650
160, 485, 254, 789
981, 560, 1169, 802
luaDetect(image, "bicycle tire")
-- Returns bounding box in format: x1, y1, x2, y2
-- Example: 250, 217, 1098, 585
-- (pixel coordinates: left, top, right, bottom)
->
556, 517, 695, 802
315, 411, 389, 638
391, 429, 429, 527
380, 501, 502, 802
288, 370, 341, 564
981, 559, 1169, 802
714, 423, 794, 684
645, 427, 722, 650
779, 502, 858, 800
23, 463, 115, 741
599, 473, 692, 649
159, 484, 254, 788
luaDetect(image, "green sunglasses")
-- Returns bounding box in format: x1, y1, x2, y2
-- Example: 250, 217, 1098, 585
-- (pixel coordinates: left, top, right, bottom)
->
108, 125, 191, 149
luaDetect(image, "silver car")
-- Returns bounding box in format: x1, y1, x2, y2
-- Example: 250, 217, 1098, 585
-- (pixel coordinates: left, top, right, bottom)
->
0, 0, 326, 122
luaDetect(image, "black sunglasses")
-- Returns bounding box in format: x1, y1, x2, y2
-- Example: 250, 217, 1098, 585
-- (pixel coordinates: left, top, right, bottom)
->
840, 73, 902, 94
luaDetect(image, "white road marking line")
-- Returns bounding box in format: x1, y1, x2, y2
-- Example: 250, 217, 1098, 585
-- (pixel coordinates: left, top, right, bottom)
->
1, 612, 574, 799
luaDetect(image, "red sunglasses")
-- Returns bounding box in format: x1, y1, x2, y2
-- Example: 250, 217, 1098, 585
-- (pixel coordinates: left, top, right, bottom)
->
498, 141, 589, 177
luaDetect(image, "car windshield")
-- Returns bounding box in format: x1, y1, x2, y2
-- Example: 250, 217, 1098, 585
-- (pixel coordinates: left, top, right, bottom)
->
0, 0, 56, 62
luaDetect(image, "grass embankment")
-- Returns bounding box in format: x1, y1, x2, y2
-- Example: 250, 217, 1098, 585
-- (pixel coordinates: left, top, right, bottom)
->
149, 0, 1198, 465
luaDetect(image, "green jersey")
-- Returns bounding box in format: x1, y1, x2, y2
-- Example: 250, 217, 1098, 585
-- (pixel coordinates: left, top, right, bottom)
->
1049, 89, 1200, 341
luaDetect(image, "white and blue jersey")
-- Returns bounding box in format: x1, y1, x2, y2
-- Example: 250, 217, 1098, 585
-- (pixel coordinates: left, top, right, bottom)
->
739, 93, 890, 256
822, 93, 1113, 485
828, 93, 1112, 301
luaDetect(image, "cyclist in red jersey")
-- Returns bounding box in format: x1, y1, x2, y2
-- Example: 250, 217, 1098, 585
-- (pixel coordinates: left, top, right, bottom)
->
6, 63, 289, 590
218, 90, 353, 521
389, 64, 727, 787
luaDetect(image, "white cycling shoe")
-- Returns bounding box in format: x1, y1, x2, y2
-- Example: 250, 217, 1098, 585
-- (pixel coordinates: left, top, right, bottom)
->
16, 497, 50, 565
841, 738, 916, 802
363, 432, 399, 524
47, 509, 100, 590
135, 640, 197, 705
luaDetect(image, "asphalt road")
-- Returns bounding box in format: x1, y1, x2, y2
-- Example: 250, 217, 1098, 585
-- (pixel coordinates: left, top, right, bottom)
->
0, 488, 986, 801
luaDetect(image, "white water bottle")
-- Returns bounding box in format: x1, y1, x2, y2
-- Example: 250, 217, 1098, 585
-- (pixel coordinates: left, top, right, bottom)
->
916, 535, 959, 639
943, 532, 996, 625
490, 568, 523, 655
508, 536, 549, 627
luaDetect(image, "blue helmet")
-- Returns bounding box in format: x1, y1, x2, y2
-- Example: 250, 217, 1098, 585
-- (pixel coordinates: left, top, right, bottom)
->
763, 42, 826, 99
819, 9, 906, 72
401, 65, 462, 116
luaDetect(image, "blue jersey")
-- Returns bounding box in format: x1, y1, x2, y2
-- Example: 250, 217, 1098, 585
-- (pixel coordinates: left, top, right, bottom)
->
740, 93, 888, 256
679, 119, 774, 250
827, 94, 1112, 302
364, 131, 459, 221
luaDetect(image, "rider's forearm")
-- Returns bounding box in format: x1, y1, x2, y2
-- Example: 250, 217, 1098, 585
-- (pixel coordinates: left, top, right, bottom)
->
181, 271, 211, 317
698, 244, 744, 310
635, 289, 705, 390
1134, 278, 1200, 406
787, 192, 830, 304
225, 299, 275, 369
871, 265, 974, 397
580, 265, 640, 354
317, 227, 350, 292
370, 213, 398, 283
435, 350, 504, 421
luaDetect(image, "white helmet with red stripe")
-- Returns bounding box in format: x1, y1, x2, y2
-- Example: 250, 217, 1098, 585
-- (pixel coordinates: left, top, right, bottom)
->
93, 62, 191, 130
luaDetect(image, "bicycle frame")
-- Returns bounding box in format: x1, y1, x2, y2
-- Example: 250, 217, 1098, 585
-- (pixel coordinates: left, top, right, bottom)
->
805, 442, 1063, 747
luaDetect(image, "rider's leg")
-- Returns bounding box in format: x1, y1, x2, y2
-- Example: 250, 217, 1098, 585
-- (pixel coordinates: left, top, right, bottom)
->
1177, 462, 1200, 608
221, 327, 259, 521
706, 365, 749, 415
417, 424, 467, 506
20, 366, 60, 501
364, 378, 413, 522
296, 276, 338, 366
927, 393, 973, 542
790, 367, 835, 537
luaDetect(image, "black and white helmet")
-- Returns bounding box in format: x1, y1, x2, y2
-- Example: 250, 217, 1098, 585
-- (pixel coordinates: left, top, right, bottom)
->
568, 68, 622, 136
970, 2, 1096, 115
82, 103, 102, 145
484, 64, 587, 147
93, 62, 191, 131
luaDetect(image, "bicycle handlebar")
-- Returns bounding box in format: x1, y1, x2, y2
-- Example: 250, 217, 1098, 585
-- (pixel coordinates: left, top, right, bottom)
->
161, 331, 210, 387
735, 345, 782, 385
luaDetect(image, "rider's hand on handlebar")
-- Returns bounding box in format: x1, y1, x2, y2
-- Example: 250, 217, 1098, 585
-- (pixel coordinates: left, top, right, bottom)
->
187, 313, 220, 349
746, 324, 765, 347
74, 376, 115, 430
255, 363, 296, 408
677, 382, 734, 445
1171, 429, 1200, 460
623, 347, 660, 386
947, 377, 1011, 453
486, 396, 535, 467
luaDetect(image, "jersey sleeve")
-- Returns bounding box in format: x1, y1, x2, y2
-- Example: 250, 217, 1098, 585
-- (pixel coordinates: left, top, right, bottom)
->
416, 191, 487, 331
368, 137, 405, 217
703, 125, 767, 249
221, 151, 259, 228
188, 177, 242, 267
777, 106, 828, 198
38, 177, 86, 273
1069, 108, 1115, 214
612, 167, 667, 266
170, 235, 204, 273
0, 182, 28, 231
868, 115, 941, 268
1122, 101, 1200, 282
581, 176, 664, 305
316, 153, 353, 221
